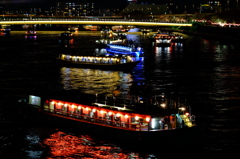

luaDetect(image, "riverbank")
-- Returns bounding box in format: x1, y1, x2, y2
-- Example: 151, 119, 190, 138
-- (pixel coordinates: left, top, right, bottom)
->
167, 25, 240, 43
5, 28, 239, 44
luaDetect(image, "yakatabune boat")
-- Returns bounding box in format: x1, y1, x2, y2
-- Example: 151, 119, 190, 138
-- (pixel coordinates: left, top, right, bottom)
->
150, 31, 187, 45
57, 54, 140, 71
19, 90, 197, 143
149, 32, 173, 46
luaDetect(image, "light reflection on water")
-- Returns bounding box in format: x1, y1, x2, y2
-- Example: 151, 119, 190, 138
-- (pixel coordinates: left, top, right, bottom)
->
24, 133, 43, 159
1, 30, 240, 158
40, 131, 157, 159
60, 67, 134, 95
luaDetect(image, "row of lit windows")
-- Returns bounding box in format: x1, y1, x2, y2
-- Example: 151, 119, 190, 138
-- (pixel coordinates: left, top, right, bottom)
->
57, 3, 94, 7
50, 100, 151, 122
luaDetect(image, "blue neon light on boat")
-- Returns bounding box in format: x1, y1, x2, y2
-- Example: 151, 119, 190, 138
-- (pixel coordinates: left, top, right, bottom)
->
106, 44, 144, 57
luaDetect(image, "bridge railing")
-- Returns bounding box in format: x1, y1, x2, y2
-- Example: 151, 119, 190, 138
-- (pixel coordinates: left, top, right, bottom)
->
0, 17, 190, 24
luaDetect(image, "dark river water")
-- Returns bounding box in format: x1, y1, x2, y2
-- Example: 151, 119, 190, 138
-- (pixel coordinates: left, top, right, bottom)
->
0, 30, 239, 158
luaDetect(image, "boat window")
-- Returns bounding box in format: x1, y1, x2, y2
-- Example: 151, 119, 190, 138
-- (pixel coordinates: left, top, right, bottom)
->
49, 102, 54, 112
29, 95, 41, 106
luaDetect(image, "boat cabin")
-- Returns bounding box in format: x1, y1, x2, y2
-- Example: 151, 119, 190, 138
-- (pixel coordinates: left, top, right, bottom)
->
27, 93, 194, 132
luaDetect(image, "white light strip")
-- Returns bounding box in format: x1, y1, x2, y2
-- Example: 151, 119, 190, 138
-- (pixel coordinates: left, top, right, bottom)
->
0, 20, 192, 26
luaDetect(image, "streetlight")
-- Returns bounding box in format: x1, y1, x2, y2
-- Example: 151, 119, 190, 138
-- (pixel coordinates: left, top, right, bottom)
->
179, 107, 185, 115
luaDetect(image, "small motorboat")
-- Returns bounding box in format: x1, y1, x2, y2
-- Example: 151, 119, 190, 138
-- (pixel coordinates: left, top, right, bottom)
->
59, 32, 73, 40
25, 28, 37, 39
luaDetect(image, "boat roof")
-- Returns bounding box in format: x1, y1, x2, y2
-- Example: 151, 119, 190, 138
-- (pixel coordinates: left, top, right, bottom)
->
29, 90, 179, 117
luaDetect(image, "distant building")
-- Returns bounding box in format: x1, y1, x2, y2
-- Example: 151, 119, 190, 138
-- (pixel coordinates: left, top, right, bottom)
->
56, 2, 94, 16
120, 3, 168, 17
199, 1, 222, 13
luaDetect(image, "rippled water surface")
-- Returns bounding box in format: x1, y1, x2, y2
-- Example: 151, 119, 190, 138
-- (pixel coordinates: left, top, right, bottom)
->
0, 30, 240, 158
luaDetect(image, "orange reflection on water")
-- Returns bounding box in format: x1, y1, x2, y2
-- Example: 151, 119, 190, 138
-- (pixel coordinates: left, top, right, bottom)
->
42, 131, 130, 158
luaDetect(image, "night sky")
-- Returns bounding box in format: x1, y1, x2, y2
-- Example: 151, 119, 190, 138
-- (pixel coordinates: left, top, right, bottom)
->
0, 0, 186, 9
0, 0, 231, 10
0, 0, 129, 9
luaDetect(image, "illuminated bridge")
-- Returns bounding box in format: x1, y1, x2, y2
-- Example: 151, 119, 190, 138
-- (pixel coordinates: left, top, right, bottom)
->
0, 17, 192, 27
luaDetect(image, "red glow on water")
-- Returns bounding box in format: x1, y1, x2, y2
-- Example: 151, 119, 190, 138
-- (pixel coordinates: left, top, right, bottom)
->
42, 131, 130, 158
